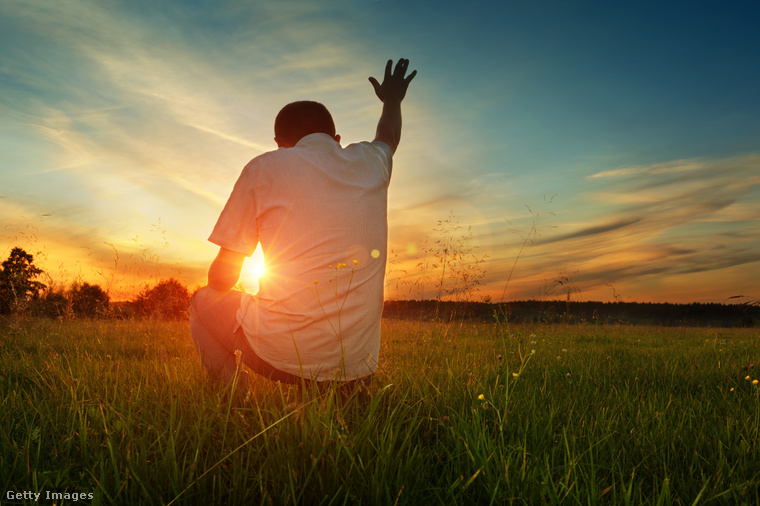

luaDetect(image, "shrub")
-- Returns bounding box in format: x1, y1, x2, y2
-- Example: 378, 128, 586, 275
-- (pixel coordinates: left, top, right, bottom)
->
69, 282, 110, 318
132, 278, 190, 320
31, 285, 71, 319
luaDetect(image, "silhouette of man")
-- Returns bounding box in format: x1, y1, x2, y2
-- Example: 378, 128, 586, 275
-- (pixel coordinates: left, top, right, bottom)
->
190, 59, 416, 390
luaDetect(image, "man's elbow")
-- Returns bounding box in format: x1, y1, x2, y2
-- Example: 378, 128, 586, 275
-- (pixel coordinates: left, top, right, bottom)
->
207, 275, 234, 292
207, 262, 237, 291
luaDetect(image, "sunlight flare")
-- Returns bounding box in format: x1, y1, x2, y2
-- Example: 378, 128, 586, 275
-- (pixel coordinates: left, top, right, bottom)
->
239, 242, 266, 293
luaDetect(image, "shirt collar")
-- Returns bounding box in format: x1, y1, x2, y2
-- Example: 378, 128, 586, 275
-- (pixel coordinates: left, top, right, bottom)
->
295, 133, 340, 150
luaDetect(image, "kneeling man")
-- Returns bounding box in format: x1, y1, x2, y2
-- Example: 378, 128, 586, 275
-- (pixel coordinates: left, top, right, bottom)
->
190, 59, 416, 389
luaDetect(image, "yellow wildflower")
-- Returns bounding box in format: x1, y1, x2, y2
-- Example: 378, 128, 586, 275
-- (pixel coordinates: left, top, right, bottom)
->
477, 394, 485, 400
512, 372, 519, 379
746, 375, 751, 380
353, 259, 359, 265
754, 380, 759, 386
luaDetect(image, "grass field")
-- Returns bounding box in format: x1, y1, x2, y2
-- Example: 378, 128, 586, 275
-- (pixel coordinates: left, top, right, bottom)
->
2, 316, 760, 505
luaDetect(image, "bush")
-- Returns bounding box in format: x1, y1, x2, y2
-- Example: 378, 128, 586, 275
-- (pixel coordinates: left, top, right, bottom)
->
132, 278, 190, 320
69, 282, 110, 318
31, 285, 71, 319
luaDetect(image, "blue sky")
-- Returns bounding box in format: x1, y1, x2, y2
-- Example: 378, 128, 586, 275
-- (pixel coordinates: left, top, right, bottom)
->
1, 0, 759, 302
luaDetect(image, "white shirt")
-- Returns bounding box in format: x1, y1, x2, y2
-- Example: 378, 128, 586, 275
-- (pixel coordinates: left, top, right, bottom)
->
209, 133, 392, 380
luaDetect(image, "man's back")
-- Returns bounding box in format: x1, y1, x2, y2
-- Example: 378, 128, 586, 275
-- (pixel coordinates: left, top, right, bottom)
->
210, 133, 392, 380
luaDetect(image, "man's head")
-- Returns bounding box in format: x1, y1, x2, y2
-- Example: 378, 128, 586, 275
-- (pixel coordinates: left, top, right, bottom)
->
274, 101, 340, 148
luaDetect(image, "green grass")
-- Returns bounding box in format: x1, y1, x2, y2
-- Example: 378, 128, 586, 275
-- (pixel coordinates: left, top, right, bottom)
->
2, 316, 760, 505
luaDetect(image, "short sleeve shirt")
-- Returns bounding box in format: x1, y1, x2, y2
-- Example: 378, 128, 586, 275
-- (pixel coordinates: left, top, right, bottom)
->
209, 133, 392, 381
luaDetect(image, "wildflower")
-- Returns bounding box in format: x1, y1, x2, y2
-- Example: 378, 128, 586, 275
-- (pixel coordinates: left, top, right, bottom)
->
353, 259, 359, 265
512, 372, 519, 379
531, 349, 536, 354
477, 394, 485, 400
566, 372, 571, 378
746, 375, 751, 380
730, 387, 735, 392
496, 354, 503, 361
751, 364, 756, 369
754, 380, 759, 386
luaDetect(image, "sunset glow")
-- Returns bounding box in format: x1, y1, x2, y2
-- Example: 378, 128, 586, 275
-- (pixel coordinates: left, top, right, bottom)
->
1, 1, 758, 303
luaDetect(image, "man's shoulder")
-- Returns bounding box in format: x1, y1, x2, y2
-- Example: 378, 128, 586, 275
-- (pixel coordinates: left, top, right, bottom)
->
243, 148, 289, 171
344, 140, 392, 162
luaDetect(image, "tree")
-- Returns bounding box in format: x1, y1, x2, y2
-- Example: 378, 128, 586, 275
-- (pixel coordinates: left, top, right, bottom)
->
133, 278, 190, 319
0, 247, 46, 314
69, 282, 110, 318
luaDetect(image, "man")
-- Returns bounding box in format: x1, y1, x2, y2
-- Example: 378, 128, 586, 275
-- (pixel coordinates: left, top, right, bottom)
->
189, 59, 416, 390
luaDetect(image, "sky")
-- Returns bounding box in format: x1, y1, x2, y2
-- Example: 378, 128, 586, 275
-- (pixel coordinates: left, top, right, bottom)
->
1, 0, 759, 304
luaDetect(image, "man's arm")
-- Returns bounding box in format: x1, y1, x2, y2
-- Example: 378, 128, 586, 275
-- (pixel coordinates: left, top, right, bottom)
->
208, 247, 246, 291
369, 59, 417, 155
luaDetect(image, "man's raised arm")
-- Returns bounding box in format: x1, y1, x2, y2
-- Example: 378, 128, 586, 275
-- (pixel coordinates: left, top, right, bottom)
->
369, 58, 417, 155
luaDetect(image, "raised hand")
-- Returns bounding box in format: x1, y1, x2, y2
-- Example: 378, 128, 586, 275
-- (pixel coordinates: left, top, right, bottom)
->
369, 59, 417, 103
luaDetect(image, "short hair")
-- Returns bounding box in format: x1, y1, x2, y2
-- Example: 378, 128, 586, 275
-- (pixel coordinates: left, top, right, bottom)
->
274, 101, 336, 146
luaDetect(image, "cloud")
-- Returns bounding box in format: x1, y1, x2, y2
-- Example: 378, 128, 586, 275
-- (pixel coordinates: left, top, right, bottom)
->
513, 155, 760, 292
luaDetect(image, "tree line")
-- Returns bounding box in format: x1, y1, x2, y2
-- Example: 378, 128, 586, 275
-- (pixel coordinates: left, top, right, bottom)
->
383, 299, 760, 327
0, 247, 191, 319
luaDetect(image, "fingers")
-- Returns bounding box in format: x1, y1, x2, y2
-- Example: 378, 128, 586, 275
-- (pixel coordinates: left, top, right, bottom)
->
368, 76, 381, 93
369, 59, 416, 100
393, 58, 410, 78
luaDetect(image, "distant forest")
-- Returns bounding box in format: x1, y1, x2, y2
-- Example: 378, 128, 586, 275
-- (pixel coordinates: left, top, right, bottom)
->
382, 299, 760, 327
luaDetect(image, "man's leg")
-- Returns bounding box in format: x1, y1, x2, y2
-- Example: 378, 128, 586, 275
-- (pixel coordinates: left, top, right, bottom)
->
189, 286, 302, 386
189, 286, 252, 387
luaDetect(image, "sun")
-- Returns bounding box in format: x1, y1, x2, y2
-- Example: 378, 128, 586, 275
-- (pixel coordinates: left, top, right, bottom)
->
240, 242, 266, 293
249, 242, 266, 278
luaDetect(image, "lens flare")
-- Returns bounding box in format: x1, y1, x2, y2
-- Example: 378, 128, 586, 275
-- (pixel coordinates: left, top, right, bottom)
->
240, 242, 266, 293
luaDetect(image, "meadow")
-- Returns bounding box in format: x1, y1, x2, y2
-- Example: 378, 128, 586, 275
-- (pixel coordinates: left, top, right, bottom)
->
2, 315, 760, 505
